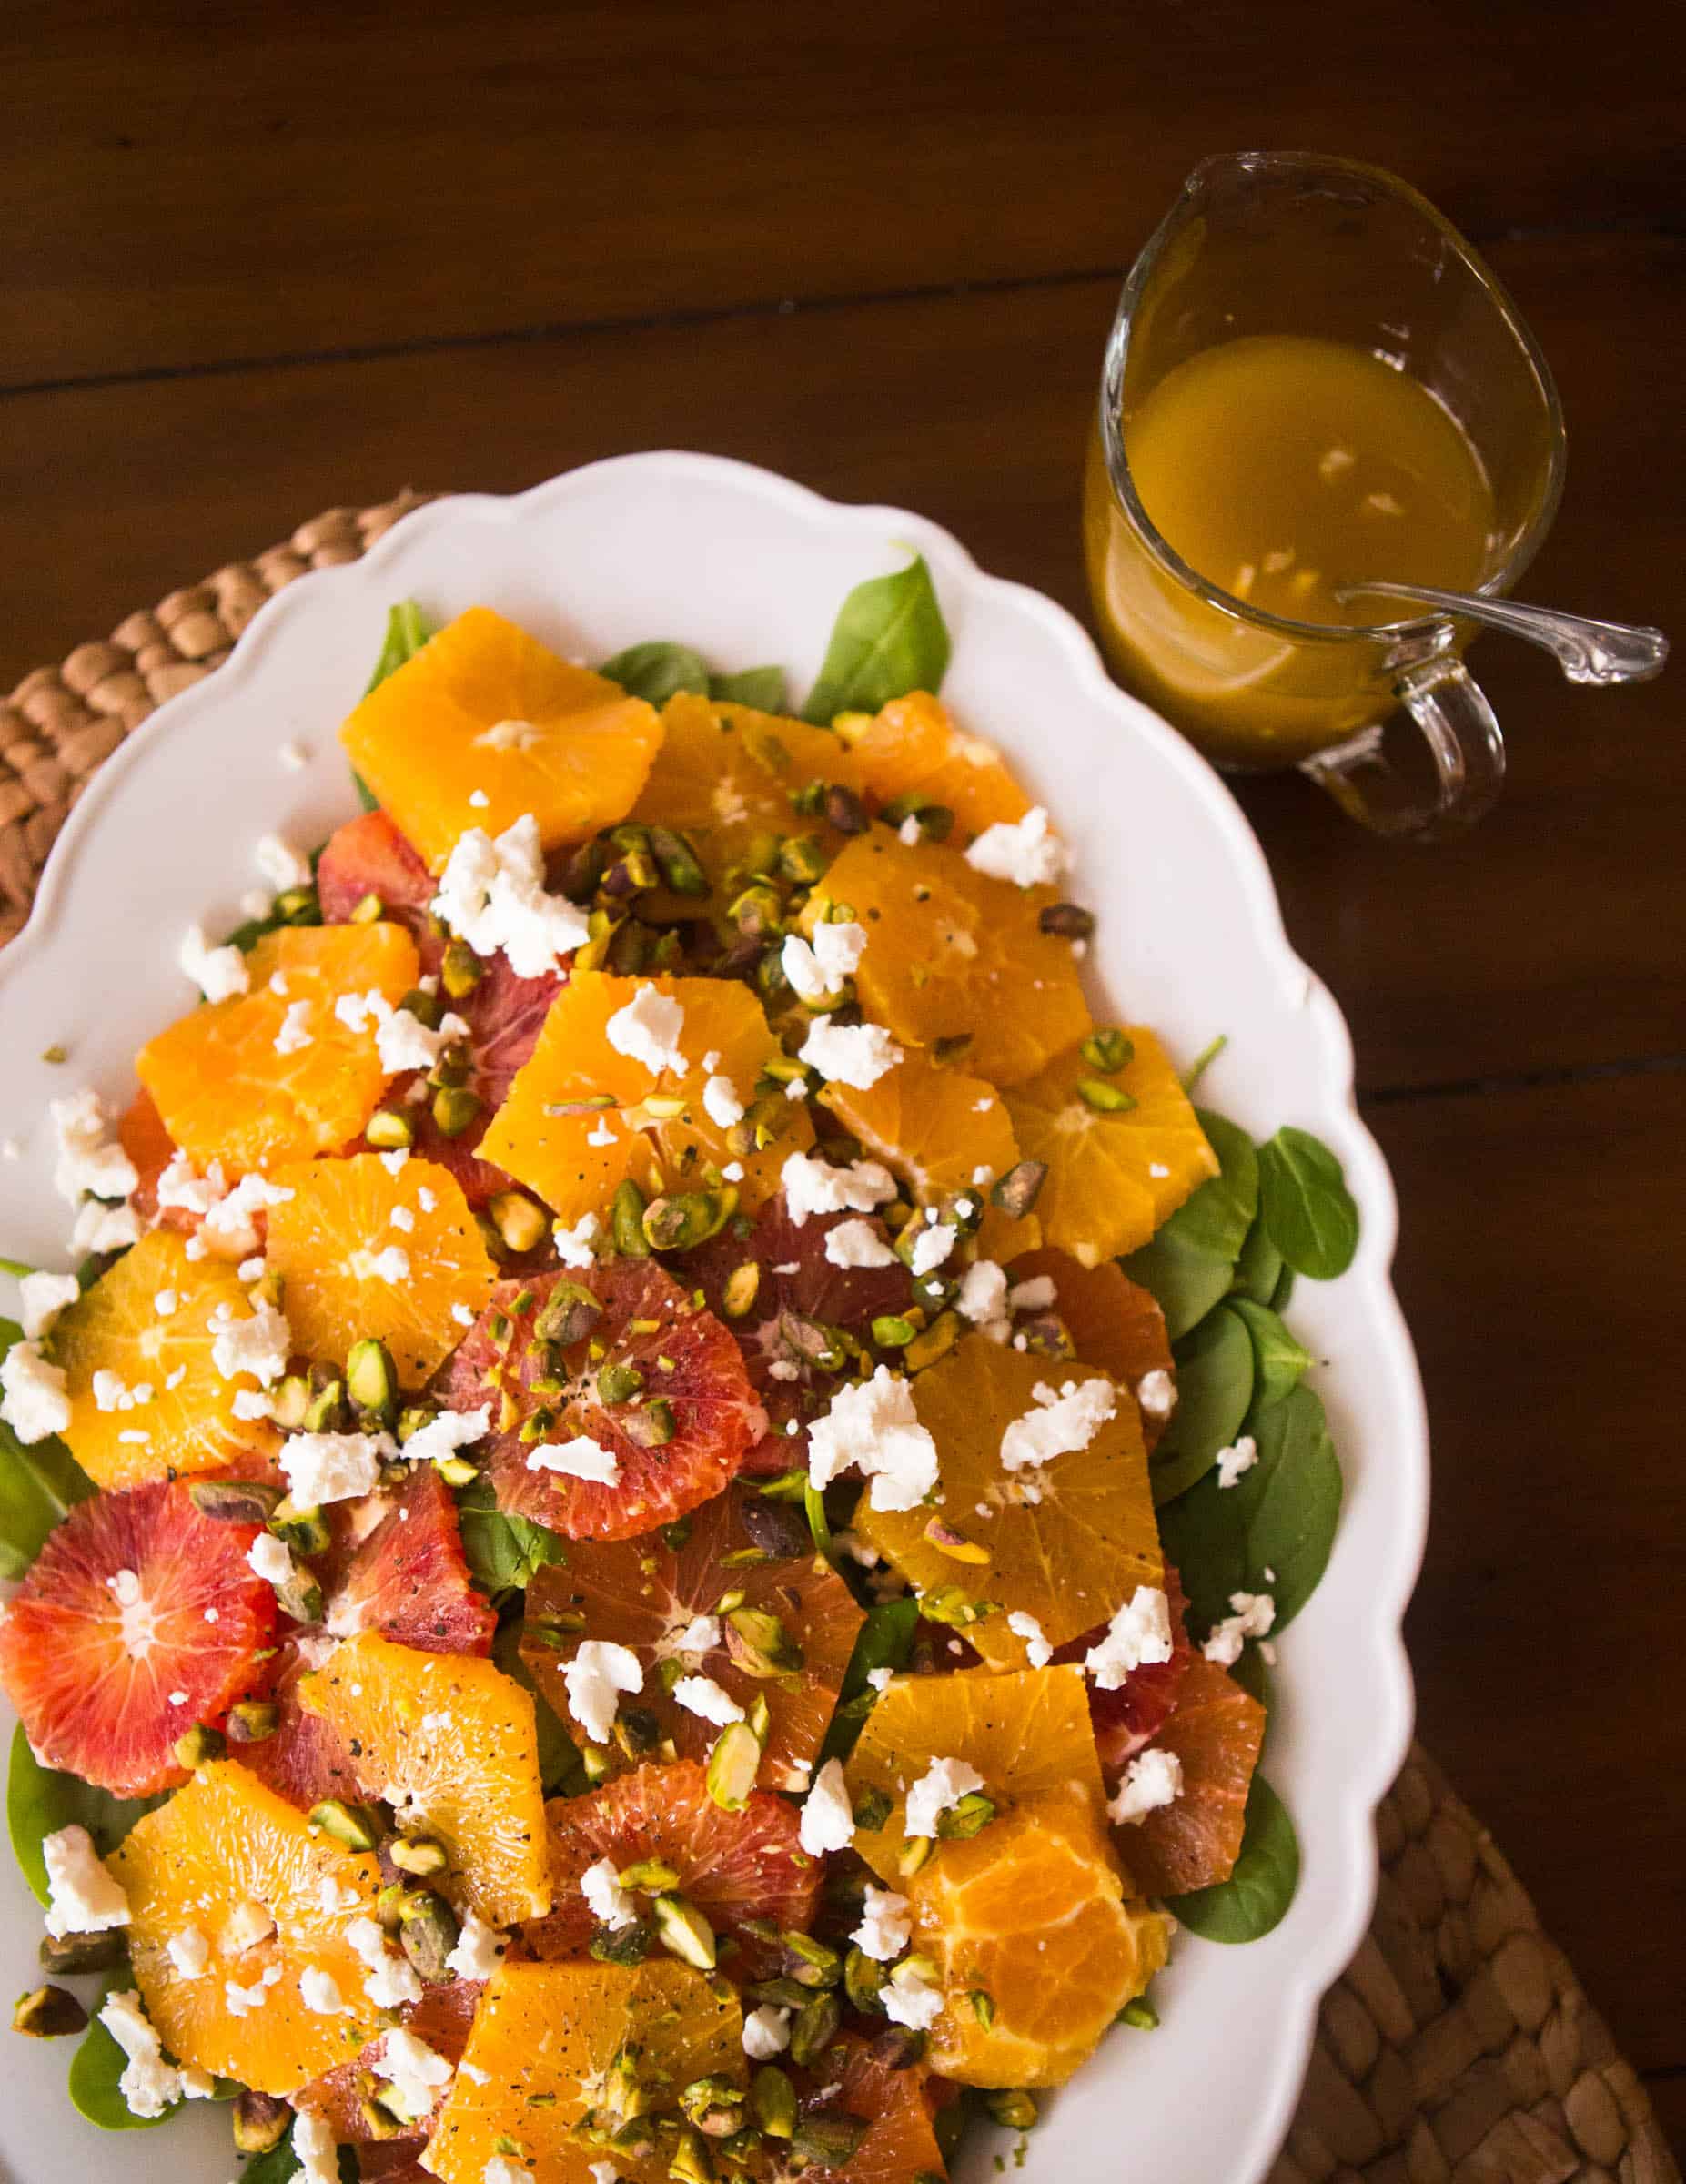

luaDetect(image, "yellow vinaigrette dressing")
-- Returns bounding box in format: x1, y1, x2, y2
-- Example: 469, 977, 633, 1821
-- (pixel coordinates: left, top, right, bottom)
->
1084, 334, 1500, 763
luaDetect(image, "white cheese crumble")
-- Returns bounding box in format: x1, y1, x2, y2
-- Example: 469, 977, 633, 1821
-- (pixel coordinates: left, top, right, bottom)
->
882, 1958, 944, 2030
852, 1885, 913, 1962
798, 1017, 903, 1090
581, 1856, 637, 1931
166, 1926, 210, 1978
605, 983, 689, 1077
347, 1915, 424, 2007
742, 2005, 793, 2059
527, 1433, 621, 1487
485, 2159, 539, 2184
660, 1613, 721, 1662
17, 1270, 81, 1341
1216, 1434, 1259, 1489
702, 1074, 745, 1129
291, 2110, 341, 2184
904, 1756, 985, 1838
178, 923, 250, 1003
1203, 1591, 1276, 1668
1136, 1368, 1177, 1421
98, 1987, 198, 2118
209, 1299, 293, 1387
672, 1675, 745, 1727
1006, 1610, 1054, 1668
401, 1405, 491, 1469
905, 1218, 955, 1278
562, 1640, 643, 1744
823, 1217, 896, 1269
781, 1151, 897, 1225
954, 1259, 1008, 1329
255, 833, 312, 891
348, 1243, 411, 1284
1085, 1586, 1175, 1688
1, 1341, 72, 1445
963, 805, 1070, 889
552, 1213, 601, 1269
49, 1087, 138, 1204
280, 1430, 394, 1506
72, 1197, 142, 1254
798, 1758, 856, 1855
781, 918, 867, 1001
1006, 1274, 1055, 1313
432, 814, 591, 977
1107, 1748, 1185, 1825
247, 1532, 295, 1589
43, 1825, 130, 1938
446, 1908, 507, 1981
272, 999, 315, 1055
807, 1366, 939, 1512
376, 2027, 455, 2122
300, 1966, 348, 2014
999, 1375, 1116, 1472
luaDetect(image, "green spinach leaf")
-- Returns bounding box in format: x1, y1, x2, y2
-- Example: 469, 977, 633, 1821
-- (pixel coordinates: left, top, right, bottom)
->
1169, 1774, 1298, 1942
803, 555, 950, 723
1121, 1109, 1257, 1339
237, 2121, 359, 2182
599, 641, 712, 705
455, 1481, 569, 1598
820, 1597, 919, 1764
1226, 1298, 1313, 1410
0, 1320, 92, 1580
365, 600, 436, 693
1119, 1228, 1234, 1343
1257, 1127, 1360, 1280
1149, 1304, 1254, 1508
67, 1978, 166, 2132
1231, 1215, 1284, 1307
492, 1618, 577, 1795
1159, 1382, 1342, 1638
1269, 1263, 1297, 1314
709, 666, 789, 712
7, 1725, 159, 1906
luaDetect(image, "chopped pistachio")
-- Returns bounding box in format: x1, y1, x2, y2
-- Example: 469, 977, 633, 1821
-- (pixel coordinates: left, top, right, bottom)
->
37, 1928, 126, 1977
226, 1698, 280, 1744
786, 1990, 842, 2068
704, 1721, 762, 1813
652, 1894, 718, 1970
364, 1107, 414, 1150
389, 1835, 450, 1877
232, 2089, 292, 2154
173, 1722, 227, 1770
750, 2065, 797, 2139
12, 1985, 88, 2038
1075, 1076, 1137, 1114
346, 1337, 398, 1424
188, 1476, 284, 1526
432, 1083, 483, 1138
308, 1798, 382, 1852
984, 2090, 1039, 2131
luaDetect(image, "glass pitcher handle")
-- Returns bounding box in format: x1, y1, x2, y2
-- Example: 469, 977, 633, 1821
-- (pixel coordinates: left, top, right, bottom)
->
1300, 656, 1505, 840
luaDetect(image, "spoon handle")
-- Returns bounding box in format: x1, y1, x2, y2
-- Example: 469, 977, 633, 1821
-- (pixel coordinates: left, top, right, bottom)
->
1338, 581, 1669, 687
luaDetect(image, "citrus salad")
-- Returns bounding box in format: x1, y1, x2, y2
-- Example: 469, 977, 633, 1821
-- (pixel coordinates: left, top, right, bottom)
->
0, 561, 1358, 2184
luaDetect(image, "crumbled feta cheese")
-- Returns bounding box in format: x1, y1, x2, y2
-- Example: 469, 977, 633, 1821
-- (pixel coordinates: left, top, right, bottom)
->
605, 983, 689, 1077
742, 2005, 793, 2059
807, 1366, 939, 1512
451, 1300, 477, 1326
165, 1926, 210, 1978
210, 1299, 292, 1386
177, 923, 250, 1003
1136, 1369, 1176, 1421
581, 1855, 637, 1931
702, 1074, 745, 1129
401, 1405, 490, 1469
417, 1185, 437, 1210
376, 2027, 455, 2122
43, 1825, 130, 1938
1216, 1435, 1259, 1489
898, 814, 923, 845
999, 1376, 1116, 1472
1203, 1591, 1277, 1667
255, 833, 312, 891
300, 1966, 348, 2014
247, 1532, 295, 1589
49, 1087, 139, 1204
866, 1663, 893, 1689
1007, 1274, 1056, 1313
954, 1259, 1008, 1328
799, 1758, 856, 1855
904, 1757, 985, 1838
347, 1915, 424, 2007
17, 1271, 81, 1341
781, 1151, 897, 1225
1006, 1611, 1053, 1668
485, 2159, 538, 2184
781, 918, 867, 1001
1085, 1586, 1175, 1688
154, 1288, 179, 1317
552, 1213, 601, 1269
963, 805, 1069, 889
281, 1430, 393, 1506
823, 1217, 896, 1269
98, 1987, 187, 2118
562, 1640, 644, 1743
660, 1613, 721, 1662
672, 1675, 745, 1727
0, 1340, 72, 1444
587, 1118, 617, 1147
273, 999, 315, 1055
72, 1197, 142, 1254
526, 1433, 621, 1487
1149, 1161, 1170, 1179
1107, 1748, 1185, 1825
431, 815, 591, 977
852, 1885, 912, 1962
798, 1017, 903, 1090
221, 1898, 276, 1955
882, 1959, 944, 2030
291, 2109, 341, 2184
906, 1219, 955, 1277
446, 1908, 507, 1981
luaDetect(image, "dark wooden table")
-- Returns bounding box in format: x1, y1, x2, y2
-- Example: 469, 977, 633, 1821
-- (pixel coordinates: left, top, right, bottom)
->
4, 0, 1681, 2152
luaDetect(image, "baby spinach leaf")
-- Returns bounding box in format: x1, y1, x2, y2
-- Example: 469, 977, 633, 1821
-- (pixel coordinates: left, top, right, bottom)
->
599, 641, 712, 705
709, 666, 789, 712
1149, 1304, 1254, 1508
234, 2120, 359, 2181
1169, 1774, 1298, 1942
492, 1620, 576, 1795
1228, 1639, 1272, 1719
1226, 1298, 1313, 1410
840, 1596, 919, 1704
452, 1481, 568, 1600
1121, 1109, 1257, 1340
1257, 1127, 1360, 1281
7, 1726, 160, 1906
803, 554, 950, 724
365, 599, 436, 693
68, 1978, 170, 2131
0, 1323, 91, 1582
1158, 1383, 1342, 1638
1119, 1228, 1234, 1343
1231, 1216, 1284, 1308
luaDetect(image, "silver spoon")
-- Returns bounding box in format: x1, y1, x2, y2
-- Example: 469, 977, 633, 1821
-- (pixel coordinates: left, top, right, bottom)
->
1333, 581, 1668, 686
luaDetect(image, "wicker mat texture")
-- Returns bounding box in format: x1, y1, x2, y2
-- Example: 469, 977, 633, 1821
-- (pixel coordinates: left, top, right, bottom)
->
0, 495, 1676, 2184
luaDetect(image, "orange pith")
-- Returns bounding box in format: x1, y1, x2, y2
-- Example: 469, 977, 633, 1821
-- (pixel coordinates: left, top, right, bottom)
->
855, 1334, 1162, 1669
1111, 1653, 1266, 1897
109, 1758, 384, 2094
339, 606, 662, 869
48, 1228, 281, 1489
1005, 1246, 1176, 1450
480, 970, 811, 1223
803, 827, 1089, 1087
421, 1958, 744, 2184
136, 922, 420, 1174
1003, 1026, 1218, 1265
261, 1153, 495, 1383
298, 1632, 551, 1926
842, 690, 1033, 839
630, 693, 862, 913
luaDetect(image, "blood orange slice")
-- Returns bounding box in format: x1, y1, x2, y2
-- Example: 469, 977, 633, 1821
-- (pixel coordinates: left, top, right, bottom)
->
237, 1639, 365, 1813
117, 1088, 189, 1234
794, 2028, 951, 2184
317, 810, 440, 964
520, 1481, 863, 1791
688, 1199, 914, 1475
1005, 1246, 1175, 1451
1055, 1562, 1193, 1771
442, 1261, 762, 1542
0, 1481, 278, 1796
297, 1977, 485, 2147
1111, 1652, 1266, 1898
325, 1465, 495, 1656
520, 1757, 819, 1959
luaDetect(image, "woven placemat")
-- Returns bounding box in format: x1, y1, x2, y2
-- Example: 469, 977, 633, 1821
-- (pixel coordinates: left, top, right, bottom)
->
1, 497, 1675, 2184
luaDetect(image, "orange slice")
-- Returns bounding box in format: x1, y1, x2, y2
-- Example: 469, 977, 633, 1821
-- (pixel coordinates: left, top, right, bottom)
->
842, 691, 1033, 839
480, 971, 811, 1225
1005, 1246, 1175, 1450
818, 1047, 1041, 1260
262, 1153, 495, 1384
855, 1334, 1162, 1670
49, 1228, 280, 1489
803, 828, 1088, 1087
1003, 1027, 1218, 1265
421, 1958, 743, 2184
136, 922, 419, 1174
108, 1758, 384, 2095
631, 693, 863, 912
339, 606, 662, 869
822, 2030, 952, 2184
298, 1632, 550, 1925
1112, 1653, 1266, 1897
